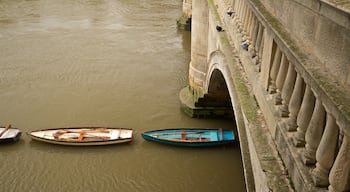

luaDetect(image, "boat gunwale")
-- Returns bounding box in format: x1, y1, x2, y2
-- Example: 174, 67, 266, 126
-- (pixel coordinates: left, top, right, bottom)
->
142, 128, 232, 134
141, 128, 235, 146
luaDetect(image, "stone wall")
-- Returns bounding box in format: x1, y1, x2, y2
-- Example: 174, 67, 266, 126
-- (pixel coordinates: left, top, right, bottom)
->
258, 0, 350, 91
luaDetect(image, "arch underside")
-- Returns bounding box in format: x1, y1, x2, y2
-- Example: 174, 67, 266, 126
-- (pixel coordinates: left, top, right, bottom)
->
191, 61, 234, 119
196, 69, 231, 108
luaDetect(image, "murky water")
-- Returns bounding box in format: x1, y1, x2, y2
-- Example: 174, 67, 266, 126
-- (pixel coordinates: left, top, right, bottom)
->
0, 0, 245, 191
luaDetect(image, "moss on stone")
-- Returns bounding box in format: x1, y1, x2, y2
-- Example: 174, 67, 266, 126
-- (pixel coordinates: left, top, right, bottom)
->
208, 0, 222, 23
206, 0, 259, 126
176, 16, 191, 31
220, 35, 231, 47
327, 0, 350, 11
232, 65, 260, 125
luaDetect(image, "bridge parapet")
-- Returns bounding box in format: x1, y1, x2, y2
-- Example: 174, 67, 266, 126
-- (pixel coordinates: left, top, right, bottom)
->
213, 0, 350, 191
181, 0, 350, 191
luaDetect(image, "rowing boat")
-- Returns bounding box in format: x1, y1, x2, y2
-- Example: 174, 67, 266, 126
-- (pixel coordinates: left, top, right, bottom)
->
141, 128, 235, 147
0, 124, 21, 143
27, 127, 133, 146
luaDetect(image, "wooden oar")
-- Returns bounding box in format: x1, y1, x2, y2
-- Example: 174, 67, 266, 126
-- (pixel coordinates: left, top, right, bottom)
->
152, 131, 204, 137
78, 132, 110, 140
55, 131, 110, 141
0, 124, 11, 137
165, 137, 211, 142
66, 128, 110, 133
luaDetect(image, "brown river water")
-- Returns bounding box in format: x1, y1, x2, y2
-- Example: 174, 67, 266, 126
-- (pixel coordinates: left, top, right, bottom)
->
0, 0, 245, 191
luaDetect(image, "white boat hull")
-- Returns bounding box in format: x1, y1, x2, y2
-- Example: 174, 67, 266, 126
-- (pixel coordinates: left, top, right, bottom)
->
27, 127, 133, 146
0, 127, 21, 143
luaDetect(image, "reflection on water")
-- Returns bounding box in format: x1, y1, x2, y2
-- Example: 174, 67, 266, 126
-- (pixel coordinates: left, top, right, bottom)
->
0, 0, 245, 191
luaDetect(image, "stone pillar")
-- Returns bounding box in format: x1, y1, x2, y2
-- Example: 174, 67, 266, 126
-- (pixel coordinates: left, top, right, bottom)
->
303, 99, 326, 165
177, 0, 192, 31
274, 54, 289, 105
279, 63, 297, 117
329, 135, 350, 192
312, 113, 339, 187
180, 0, 208, 116
182, 0, 192, 18
268, 47, 282, 94
293, 85, 315, 147
188, 0, 209, 91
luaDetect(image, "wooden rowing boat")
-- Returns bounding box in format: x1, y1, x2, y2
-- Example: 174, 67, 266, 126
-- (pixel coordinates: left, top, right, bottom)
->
0, 124, 22, 143
141, 128, 235, 147
27, 127, 133, 146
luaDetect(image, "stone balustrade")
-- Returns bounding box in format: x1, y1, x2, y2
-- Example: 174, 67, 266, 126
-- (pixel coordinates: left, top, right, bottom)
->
214, 0, 350, 191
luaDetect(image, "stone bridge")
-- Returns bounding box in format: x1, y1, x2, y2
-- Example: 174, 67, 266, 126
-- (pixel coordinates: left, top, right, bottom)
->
178, 0, 350, 191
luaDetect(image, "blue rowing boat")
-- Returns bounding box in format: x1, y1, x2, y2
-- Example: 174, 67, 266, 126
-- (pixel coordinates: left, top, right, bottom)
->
141, 128, 235, 147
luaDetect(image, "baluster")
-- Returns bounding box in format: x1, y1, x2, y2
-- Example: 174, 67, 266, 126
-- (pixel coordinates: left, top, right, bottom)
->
248, 18, 258, 59
329, 135, 350, 192
286, 74, 305, 131
338, 129, 344, 151
244, 5, 249, 29
303, 99, 326, 165
238, 0, 243, 20
234, 0, 239, 11
242, 2, 246, 18
243, 5, 249, 32
257, 30, 264, 70
274, 54, 289, 105
248, 14, 255, 39
255, 23, 263, 59
293, 85, 315, 147
268, 47, 282, 94
279, 63, 297, 117
312, 113, 339, 187
251, 18, 259, 51
233, 3, 239, 25
247, 10, 253, 36
244, 10, 250, 37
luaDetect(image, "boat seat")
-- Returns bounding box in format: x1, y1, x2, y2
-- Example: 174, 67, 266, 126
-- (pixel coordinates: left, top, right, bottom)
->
111, 130, 120, 139
181, 132, 186, 140
120, 130, 132, 138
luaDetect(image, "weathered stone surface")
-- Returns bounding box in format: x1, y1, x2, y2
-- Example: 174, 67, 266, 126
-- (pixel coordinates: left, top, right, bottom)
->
180, 0, 349, 191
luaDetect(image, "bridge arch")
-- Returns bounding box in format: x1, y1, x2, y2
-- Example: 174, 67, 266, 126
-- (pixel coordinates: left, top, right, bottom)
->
205, 50, 235, 111
205, 50, 256, 191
